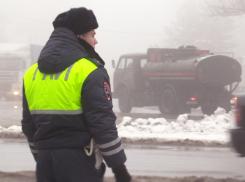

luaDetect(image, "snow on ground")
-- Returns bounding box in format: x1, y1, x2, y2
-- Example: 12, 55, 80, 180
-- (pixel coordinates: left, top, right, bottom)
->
117, 107, 235, 146
0, 107, 236, 146
0, 125, 23, 138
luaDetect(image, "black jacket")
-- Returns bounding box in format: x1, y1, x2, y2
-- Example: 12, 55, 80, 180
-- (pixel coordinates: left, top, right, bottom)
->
21, 27, 126, 168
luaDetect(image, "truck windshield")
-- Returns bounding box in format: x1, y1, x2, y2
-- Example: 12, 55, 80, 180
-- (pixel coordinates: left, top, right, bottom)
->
0, 57, 22, 71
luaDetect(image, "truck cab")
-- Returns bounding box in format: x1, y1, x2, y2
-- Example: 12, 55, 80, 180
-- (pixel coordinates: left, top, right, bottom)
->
0, 56, 25, 100
113, 53, 147, 112
0, 44, 43, 100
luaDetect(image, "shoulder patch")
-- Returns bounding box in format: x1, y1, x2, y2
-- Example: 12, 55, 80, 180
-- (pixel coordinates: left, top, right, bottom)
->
104, 82, 112, 100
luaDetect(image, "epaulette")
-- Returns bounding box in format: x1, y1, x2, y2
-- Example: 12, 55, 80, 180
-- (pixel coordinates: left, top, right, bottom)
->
86, 57, 104, 67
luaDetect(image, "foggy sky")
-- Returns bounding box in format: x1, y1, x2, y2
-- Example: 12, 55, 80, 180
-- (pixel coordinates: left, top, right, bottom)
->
1, 0, 245, 89
0, 0, 183, 79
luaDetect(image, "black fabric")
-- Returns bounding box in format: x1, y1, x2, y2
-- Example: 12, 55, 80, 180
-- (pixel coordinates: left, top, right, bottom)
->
112, 163, 125, 172
32, 153, 38, 162
78, 38, 105, 65
36, 148, 104, 182
112, 164, 132, 182
38, 27, 88, 74
21, 83, 37, 142
31, 113, 92, 150
82, 68, 127, 167
38, 27, 103, 74
53, 7, 98, 35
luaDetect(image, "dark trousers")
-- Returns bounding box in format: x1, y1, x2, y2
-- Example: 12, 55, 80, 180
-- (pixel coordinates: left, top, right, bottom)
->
36, 148, 105, 182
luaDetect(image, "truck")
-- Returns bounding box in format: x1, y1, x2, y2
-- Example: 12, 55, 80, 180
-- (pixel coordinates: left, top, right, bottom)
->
0, 44, 43, 100
233, 56, 245, 94
112, 46, 242, 115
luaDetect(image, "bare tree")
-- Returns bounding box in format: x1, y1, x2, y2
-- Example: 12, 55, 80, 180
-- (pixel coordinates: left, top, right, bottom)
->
163, 0, 237, 52
206, 0, 245, 16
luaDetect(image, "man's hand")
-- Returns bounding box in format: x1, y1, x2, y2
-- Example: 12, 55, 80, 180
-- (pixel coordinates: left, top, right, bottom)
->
112, 164, 131, 182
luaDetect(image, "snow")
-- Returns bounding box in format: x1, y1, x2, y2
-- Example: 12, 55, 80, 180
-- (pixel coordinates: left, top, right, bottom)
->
0, 107, 236, 146
117, 107, 235, 145
0, 125, 22, 133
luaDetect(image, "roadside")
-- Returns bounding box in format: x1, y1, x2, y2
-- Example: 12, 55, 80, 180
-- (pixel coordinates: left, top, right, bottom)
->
0, 133, 232, 147
0, 101, 241, 182
0, 171, 244, 182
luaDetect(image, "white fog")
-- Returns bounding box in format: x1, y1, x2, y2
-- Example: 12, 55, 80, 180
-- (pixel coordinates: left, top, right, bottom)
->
1, 0, 245, 87
1, 0, 245, 181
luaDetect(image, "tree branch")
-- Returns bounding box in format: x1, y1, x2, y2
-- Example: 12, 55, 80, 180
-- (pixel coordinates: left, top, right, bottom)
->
206, 0, 245, 16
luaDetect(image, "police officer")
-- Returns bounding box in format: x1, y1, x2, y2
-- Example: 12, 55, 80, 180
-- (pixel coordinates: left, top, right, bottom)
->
21, 7, 131, 182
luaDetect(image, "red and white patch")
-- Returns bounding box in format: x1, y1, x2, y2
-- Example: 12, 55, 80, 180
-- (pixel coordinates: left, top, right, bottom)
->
104, 82, 112, 100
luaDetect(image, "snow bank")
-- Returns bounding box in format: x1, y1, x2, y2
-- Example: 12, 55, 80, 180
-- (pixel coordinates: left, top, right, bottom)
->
117, 108, 235, 146
0, 125, 24, 138
0, 108, 236, 146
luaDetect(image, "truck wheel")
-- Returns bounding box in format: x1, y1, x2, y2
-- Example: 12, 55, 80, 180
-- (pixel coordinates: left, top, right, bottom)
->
158, 89, 177, 114
178, 101, 191, 114
118, 87, 132, 113
201, 105, 218, 115
219, 99, 231, 113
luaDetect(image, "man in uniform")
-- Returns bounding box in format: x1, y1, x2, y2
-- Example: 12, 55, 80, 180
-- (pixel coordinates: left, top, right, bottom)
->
21, 7, 131, 182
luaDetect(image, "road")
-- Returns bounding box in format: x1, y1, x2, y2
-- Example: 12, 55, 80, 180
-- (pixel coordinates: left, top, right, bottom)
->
0, 138, 244, 180
4, 100, 239, 180
0, 99, 203, 127
0, 101, 22, 128
0, 100, 171, 127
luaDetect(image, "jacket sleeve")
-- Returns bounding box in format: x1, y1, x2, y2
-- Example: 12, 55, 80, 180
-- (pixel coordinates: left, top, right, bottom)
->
82, 67, 127, 168
21, 83, 38, 161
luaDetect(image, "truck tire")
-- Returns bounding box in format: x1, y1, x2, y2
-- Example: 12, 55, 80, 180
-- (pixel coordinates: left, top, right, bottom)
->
201, 104, 218, 115
118, 87, 132, 113
219, 99, 231, 113
158, 89, 177, 115
178, 100, 191, 114
218, 88, 231, 113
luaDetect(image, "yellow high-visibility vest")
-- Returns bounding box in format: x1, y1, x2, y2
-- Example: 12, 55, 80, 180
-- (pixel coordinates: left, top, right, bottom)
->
24, 58, 98, 115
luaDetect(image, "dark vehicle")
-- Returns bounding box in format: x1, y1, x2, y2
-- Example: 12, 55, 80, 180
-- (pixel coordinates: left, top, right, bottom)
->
233, 56, 245, 95
113, 46, 242, 115
230, 95, 245, 156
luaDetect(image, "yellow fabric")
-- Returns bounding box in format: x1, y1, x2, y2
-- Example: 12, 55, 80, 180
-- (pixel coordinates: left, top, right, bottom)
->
24, 58, 98, 112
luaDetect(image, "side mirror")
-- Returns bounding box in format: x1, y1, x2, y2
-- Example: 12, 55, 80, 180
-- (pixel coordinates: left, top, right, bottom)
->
112, 60, 115, 69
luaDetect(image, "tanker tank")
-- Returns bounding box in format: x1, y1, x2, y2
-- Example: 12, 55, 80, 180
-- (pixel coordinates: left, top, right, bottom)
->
143, 50, 241, 87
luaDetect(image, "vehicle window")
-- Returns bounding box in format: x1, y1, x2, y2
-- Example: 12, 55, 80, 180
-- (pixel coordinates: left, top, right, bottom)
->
140, 59, 147, 68
126, 58, 133, 69
117, 58, 126, 69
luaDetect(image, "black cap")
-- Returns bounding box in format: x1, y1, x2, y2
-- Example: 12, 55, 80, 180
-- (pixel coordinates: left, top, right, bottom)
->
53, 7, 98, 35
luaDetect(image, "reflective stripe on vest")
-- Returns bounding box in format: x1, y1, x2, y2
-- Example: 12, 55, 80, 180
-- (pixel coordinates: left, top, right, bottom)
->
24, 58, 98, 115
30, 109, 83, 115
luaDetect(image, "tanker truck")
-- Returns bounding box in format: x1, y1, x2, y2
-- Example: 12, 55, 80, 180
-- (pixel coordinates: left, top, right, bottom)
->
0, 44, 43, 100
112, 46, 242, 115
